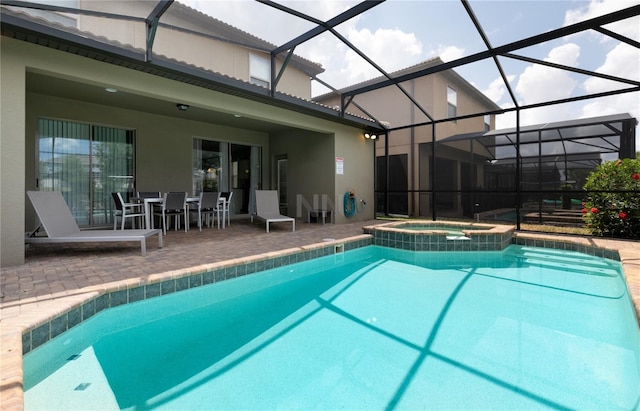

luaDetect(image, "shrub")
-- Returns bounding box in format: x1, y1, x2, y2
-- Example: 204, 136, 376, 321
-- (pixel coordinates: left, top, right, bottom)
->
582, 158, 640, 239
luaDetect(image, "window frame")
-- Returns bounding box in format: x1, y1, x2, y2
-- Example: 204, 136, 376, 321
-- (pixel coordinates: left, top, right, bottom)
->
249, 53, 271, 88
447, 85, 457, 121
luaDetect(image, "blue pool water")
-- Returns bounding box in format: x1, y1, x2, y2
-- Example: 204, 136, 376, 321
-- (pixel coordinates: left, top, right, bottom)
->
24, 245, 640, 410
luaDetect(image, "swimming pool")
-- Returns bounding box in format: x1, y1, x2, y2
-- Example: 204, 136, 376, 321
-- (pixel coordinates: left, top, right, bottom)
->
24, 245, 640, 410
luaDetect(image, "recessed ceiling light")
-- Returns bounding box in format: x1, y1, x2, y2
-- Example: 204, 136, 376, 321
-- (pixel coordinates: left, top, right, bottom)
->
105, 87, 118, 93
234, 114, 242, 118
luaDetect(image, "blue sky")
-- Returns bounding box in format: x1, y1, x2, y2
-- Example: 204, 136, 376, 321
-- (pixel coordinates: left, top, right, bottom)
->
183, 0, 639, 143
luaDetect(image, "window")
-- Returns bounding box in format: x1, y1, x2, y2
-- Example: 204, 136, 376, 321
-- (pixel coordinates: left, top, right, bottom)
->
193, 138, 261, 215
38, 118, 135, 226
192, 139, 224, 194
249, 53, 270, 88
484, 114, 491, 131
447, 86, 457, 120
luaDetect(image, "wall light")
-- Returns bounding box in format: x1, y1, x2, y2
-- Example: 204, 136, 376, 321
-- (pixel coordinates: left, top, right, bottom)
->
364, 133, 377, 140
176, 103, 190, 111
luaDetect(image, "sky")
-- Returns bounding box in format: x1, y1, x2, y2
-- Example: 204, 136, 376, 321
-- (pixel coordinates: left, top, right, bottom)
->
181, 0, 639, 145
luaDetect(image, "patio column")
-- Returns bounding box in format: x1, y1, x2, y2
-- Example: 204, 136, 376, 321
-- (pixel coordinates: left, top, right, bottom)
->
1, 41, 26, 267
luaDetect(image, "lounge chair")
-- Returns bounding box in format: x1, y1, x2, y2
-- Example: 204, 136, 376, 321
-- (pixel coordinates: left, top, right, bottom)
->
251, 190, 295, 233
26, 191, 162, 256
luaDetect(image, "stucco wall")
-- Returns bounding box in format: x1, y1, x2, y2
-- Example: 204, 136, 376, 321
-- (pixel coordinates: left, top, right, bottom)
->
1, 36, 372, 267
269, 129, 335, 219
24, 93, 271, 230
268, 127, 375, 224
316, 71, 493, 140
77, 3, 313, 99
334, 127, 376, 223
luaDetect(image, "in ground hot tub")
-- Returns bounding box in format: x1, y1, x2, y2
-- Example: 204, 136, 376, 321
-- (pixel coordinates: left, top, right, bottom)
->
363, 220, 515, 251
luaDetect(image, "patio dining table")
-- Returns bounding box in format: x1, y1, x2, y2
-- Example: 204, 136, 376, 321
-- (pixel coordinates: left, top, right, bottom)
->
141, 195, 226, 230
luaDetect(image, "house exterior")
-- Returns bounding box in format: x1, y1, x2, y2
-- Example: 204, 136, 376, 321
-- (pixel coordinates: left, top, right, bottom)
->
0, 2, 379, 267
76, 1, 322, 100
314, 58, 502, 218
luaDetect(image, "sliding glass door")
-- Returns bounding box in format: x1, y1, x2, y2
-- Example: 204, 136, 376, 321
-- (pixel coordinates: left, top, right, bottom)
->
38, 118, 135, 226
193, 138, 261, 216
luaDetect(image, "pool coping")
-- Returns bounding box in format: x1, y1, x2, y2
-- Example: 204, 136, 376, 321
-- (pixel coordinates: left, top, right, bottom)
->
1, 232, 639, 410
363, 220, 515, 250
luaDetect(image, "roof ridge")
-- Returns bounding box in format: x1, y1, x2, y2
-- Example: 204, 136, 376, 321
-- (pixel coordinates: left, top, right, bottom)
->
173, 1, 323, 72
0, 6, 145, 53
313, 57, 443, 100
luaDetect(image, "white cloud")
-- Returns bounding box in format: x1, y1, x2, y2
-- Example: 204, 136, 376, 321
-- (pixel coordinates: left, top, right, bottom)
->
579, 42, 640, 147
323, 27, 423, 86
183, 0, 638, 140
580, 94, 638, 118
564, 0, 639, 42
495, 43, 582, 115
494, 44, 583, 127
495, 103, 516, 130
583, 42, 640, 93
515, 43, 580, 106
431, 45, 465, 63
493, 1, 638, 132
483, 75, 515, 103
181, 0, 359, 45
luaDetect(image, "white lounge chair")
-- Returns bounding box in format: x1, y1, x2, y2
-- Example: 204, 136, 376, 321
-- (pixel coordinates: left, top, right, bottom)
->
251, 190, 295, 233
26, 191, 163, 256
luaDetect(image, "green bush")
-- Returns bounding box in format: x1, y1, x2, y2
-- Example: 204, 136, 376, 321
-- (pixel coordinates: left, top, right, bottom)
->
582, 158, 640, 239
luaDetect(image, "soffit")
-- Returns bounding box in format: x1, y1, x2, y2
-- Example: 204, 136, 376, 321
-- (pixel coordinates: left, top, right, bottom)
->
26, 72, 302, 133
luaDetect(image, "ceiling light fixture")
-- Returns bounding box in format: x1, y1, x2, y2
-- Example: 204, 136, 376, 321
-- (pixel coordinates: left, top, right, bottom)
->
364, 133, 377, 140
105, 87, 118, 93
176, 103, 190, 111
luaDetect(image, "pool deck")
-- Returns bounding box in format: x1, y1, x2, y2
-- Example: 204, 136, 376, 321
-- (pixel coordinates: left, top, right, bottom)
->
1, 218, 639, 410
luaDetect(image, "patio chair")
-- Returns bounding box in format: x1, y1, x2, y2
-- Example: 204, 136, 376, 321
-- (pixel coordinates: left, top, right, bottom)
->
111, 192, 146, 230
153, 192, 188, 235
219, 191, 233, 227
190, 192, 221, 230
251, 190, 295, 233
25, 191, 162, 256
